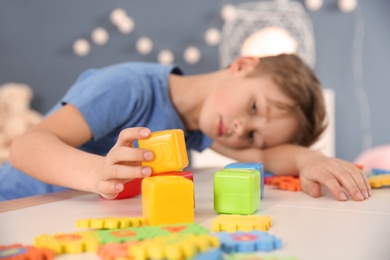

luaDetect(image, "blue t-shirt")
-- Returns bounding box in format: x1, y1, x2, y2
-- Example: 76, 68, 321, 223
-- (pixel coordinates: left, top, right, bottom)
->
0, 62, 212, 201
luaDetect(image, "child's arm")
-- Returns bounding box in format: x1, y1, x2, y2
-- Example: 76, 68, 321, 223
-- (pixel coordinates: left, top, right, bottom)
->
9, 104, 154, 199
211, 142, 371, 201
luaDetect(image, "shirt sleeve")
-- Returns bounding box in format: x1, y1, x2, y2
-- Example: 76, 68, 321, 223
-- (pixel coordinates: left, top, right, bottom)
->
61, 66, 150, 140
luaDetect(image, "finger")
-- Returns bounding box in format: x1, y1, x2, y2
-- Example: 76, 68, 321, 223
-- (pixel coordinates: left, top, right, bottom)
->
360, 170, 372, 197
353, 169, 371, 199
108, 146, 154, 164
299, 176, 322, 198
332, 167, 366, 201
96, 179, 123, 200
115, 127, 151, 147
303, 171, 348, 201
106, 164, 152, 180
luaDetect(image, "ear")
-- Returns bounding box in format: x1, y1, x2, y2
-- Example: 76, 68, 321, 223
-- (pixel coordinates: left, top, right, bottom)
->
229, 56, 260, 74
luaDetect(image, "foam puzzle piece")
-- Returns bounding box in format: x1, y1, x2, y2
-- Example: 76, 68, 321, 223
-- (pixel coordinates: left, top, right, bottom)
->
142, 175, 194, 225
138, 129, 188, 173
211, 214, 272, 232
94, 222, 209, 244
215, 231, 282, 253
76, 217, 145, 230
368, 174, 390, 188
35, 231, 99, 255
214, 169, 260, 215
225, 162, 264, 198
150, 222, 210, 238
97, 241, 139, 260
95, 227, 151, 244
192, 247, 223, 260
0, 244, 54, 260
226, 253, 298, 260
371, 167, 390, 175
265, 176, 301, 192
128, 233, 220, 260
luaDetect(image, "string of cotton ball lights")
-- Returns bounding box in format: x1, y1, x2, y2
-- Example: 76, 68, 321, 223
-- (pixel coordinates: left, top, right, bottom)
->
136, 37, 153, 55
110, 8, 135, 34
184, 46, 201, 64
91, 27, 109, 46
338, 0, 357, 13
73, 38, 90, 57
70, 3, 233, 64
305, 0, 356, 12
157, 49, 175, 65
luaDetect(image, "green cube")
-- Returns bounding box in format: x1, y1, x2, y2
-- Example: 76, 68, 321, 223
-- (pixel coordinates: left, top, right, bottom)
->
214, 169, 260, 215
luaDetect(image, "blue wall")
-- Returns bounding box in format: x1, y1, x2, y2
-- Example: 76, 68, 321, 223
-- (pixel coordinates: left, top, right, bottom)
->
1, 0, 389, 161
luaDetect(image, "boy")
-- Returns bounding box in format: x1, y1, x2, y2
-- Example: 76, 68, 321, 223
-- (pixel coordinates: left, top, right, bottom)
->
0, 54, 370, 201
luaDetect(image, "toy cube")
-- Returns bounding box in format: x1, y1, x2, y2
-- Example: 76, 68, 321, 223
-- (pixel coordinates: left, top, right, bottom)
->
214, 169, 260, 215
151, 170, 193, 182
114, 178, 142, 199
152, 170, 195, 207
225, 162, 264, 198
142, 176, 194, 225
138, 129, 188, 173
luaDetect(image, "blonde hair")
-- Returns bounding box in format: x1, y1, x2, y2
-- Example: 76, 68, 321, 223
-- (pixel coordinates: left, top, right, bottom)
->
249, 54, 327, 147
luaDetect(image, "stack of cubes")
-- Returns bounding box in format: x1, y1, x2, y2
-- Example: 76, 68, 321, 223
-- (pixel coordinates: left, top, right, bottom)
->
214, 162, 264, 215
138, 129, 194, 226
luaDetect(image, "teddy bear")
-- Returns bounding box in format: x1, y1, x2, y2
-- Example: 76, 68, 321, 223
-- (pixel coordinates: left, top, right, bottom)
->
0, 83, 43, 164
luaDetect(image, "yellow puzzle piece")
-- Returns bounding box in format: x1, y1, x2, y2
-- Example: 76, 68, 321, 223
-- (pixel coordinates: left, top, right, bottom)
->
129, 233, 219, 260
211, 214, 272, 232
369, 174, 390, 188
76, 217, 145, 229
35, 231, 99, 255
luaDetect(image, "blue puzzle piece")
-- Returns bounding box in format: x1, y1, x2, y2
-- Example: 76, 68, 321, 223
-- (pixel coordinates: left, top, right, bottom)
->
215, 230, 282, 253
225, 162, 264, 198
192, 248, 223, 260
371, 168, 390, 175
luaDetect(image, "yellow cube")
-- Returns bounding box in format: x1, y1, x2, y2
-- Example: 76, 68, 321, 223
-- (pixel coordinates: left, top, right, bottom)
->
142, 176, 194, 226
138, 129, 188, 173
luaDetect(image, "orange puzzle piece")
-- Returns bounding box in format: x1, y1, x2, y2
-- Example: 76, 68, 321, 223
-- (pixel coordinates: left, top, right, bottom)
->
265, 176, 302, 192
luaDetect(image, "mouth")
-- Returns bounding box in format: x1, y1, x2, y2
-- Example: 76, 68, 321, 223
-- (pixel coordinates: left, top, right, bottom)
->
217, 118, 224, 136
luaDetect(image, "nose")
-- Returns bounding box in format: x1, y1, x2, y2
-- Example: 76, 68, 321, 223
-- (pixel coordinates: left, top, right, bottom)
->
233, 119, 247, 137
233, 116, 266, 138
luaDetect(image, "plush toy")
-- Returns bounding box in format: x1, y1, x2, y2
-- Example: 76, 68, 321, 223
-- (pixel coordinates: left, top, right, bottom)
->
354, 145, 390, 172
0, 83, 42, 163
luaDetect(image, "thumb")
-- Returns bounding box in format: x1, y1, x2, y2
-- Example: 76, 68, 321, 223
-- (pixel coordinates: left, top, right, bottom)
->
95, 179, 123, 200
300, 176, 322, 198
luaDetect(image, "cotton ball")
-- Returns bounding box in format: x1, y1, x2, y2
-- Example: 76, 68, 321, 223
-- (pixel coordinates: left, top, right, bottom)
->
220, 4, 237, 22
157, 50, 174, 65
305, 0, 323, 11
116, 17, 135, 34
73, 38, 90, 57
204, 28, 221, 46
110, 8, 128, 25
338, 0, 357, 12
91, 27, 109, 45
136, 37, 153, 55
184, 46, 201, 65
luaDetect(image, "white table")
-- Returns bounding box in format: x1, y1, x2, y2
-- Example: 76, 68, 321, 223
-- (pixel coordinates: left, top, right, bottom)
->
1, 167, 390, 260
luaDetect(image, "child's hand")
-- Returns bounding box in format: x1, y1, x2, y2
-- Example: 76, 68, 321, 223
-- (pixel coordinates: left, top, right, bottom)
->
94, 127, 154, 199
298, 154, 371, 201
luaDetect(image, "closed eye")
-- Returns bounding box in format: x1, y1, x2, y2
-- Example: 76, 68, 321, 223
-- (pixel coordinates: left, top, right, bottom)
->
251, 101, 257, 113
248, 130, 255, 144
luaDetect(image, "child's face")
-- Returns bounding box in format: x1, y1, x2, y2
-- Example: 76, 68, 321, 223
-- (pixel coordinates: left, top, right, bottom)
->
199, 75, 299, 149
